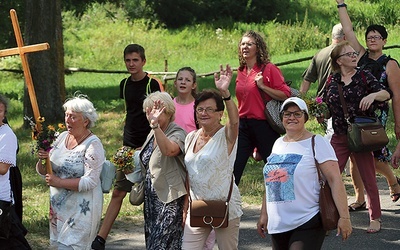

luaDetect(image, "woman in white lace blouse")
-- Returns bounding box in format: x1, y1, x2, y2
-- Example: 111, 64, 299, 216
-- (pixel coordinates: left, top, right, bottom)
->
36, 94, 105, 249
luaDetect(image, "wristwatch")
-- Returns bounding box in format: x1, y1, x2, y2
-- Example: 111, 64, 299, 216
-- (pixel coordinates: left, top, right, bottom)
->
150, 123, 159, 129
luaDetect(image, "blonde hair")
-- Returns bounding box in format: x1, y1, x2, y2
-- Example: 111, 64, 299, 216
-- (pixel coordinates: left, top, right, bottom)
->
143, 91, 176, 121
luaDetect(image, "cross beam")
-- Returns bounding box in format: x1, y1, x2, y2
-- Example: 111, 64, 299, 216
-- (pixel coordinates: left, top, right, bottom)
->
0, 9, 52, 174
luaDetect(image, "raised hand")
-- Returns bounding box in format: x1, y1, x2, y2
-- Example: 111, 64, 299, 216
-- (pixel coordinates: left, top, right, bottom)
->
146, 99, 166, 127
214, 64, 233, 92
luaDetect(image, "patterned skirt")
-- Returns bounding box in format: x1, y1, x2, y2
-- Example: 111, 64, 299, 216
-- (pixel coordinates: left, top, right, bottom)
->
144, 169, 184, 250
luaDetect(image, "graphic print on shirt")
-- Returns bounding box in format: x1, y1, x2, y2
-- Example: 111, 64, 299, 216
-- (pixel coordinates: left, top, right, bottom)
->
263, 153, 302, 202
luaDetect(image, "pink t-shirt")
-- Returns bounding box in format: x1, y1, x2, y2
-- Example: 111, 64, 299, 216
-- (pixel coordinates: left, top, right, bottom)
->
173, 98, 197, 133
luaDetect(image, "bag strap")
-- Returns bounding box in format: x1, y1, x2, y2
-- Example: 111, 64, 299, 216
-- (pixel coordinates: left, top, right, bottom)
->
185, 132, 234, 203
257, 64, 269, 105
311, 135, 326, 188
337, 83, 351, 126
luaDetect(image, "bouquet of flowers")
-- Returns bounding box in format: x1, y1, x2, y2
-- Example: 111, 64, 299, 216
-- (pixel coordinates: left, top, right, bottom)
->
111, 146, 135, 172
24, 116, 65, 154
305, 97, 330, 130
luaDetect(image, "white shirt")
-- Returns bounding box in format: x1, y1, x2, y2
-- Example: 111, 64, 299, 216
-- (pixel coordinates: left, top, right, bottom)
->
264, 135, 337, 234
185, 127, 243, 220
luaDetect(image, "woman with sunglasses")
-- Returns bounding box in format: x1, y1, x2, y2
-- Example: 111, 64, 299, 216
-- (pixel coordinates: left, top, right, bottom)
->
336, 0, 400, 209
256, 97, 352, 248
324, 41, 390, 233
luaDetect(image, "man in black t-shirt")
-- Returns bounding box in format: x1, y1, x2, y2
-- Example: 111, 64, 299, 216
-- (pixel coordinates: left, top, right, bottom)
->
92, 44, 161, 250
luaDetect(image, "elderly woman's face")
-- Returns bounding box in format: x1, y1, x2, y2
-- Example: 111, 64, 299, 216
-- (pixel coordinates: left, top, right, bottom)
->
65, 110, 88, 133
282, 105, 306, 131
195, 98, 222, 128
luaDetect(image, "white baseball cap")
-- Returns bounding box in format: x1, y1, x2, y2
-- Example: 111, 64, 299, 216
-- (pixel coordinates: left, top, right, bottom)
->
280, 97, 309, 115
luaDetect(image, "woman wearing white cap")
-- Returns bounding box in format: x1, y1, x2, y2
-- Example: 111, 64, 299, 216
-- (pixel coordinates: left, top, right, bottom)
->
256, 97, 352, 249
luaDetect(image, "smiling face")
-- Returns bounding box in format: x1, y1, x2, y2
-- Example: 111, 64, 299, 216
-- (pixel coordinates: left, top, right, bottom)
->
174, 70, 197, 96
282, 104, 306, 132
195, 98, 223, 129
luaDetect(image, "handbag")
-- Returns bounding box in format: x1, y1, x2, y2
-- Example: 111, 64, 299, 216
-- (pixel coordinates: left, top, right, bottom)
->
337, 84, 389, 152
129, 180, 145, 206
258, 64, 300, 134
188, 176, 233, 228
311, 135, 340, 231
0, 200, 12, 239
100, 160, 116, 193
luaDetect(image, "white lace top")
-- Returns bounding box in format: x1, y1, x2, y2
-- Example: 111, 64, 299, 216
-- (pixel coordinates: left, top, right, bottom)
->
43, 131, 105, 249
0, 124, 17, 202
185, 127, 243, 220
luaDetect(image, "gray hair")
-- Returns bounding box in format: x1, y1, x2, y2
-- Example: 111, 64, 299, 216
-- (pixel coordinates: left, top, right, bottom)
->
63, 94, 98, 128
332, 23, 344, 40
143, 91, 175, 121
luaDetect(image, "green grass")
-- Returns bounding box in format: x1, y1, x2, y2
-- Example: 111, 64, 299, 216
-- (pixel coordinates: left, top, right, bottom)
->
1, 1, 400, 247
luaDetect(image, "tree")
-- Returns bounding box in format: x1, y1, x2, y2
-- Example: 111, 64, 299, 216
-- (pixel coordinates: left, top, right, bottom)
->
24, 0, 65, 124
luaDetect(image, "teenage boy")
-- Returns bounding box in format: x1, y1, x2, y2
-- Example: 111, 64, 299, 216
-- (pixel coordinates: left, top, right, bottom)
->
92, 44, 161, 250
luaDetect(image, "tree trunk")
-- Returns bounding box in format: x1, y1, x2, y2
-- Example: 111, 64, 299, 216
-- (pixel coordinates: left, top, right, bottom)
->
24, 0, 65, 125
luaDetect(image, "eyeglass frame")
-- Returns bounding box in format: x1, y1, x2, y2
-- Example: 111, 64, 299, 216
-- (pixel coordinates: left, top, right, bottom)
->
195, 107, 222, 114
366, 35, 383, 42
337, 51, 360, 59
281, 110, 305, 119
240, 42, 256, 47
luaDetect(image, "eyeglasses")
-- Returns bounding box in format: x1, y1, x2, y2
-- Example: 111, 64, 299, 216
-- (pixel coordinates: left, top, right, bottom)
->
240, 42, 256, 47
195, 107, 220, 114
337, 51, 359, 58
282, 111, 305, 119
366, 35, 383, 41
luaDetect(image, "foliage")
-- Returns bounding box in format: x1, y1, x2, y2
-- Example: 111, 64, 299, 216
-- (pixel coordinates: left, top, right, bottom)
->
304, 96, 329, 130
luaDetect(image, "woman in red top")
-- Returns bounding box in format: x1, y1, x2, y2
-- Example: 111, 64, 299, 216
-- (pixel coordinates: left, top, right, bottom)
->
234, 30, 290, 185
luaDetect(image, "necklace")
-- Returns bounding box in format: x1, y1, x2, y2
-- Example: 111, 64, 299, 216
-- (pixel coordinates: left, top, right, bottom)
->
284, 130, 306, 143
66, 130, 92, 149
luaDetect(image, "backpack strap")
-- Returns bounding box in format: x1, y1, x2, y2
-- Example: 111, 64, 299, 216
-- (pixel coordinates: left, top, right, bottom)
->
123, 76, 153, 112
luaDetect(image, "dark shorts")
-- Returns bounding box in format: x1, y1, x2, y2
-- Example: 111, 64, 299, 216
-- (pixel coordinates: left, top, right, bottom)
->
114, 169, 134, 192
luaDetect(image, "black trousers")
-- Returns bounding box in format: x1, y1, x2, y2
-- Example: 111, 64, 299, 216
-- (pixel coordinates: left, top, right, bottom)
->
233, 118, 279, 185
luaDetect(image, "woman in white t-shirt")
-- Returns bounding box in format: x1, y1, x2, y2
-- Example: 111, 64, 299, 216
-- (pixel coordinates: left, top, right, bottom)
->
256, 97, 352, 249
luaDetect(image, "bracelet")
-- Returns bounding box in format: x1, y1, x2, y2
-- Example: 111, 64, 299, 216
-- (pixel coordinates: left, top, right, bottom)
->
337, 3, 347, 8
340, 217, 350, 220
150, 123, 159, 129
222, 94, 231, 101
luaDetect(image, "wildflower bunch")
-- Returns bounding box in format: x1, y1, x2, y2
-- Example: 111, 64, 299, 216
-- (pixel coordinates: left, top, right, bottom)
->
24, 116, 65, 154
304, 96, 330, 130
111, 146, 135, 172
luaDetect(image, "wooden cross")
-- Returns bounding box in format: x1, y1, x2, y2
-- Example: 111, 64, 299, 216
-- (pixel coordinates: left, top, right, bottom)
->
0, 9, 52, 174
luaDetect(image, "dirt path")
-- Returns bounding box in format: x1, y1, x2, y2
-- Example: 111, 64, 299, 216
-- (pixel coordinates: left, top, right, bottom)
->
106, 176, 400, 249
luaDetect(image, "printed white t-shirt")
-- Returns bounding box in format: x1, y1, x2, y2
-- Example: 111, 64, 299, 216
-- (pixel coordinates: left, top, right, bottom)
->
264, 135, 337, 234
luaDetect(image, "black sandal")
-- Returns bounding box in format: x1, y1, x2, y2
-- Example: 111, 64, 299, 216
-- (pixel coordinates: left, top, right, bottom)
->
390, 179, 400, 202
348, 201, 366, 211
